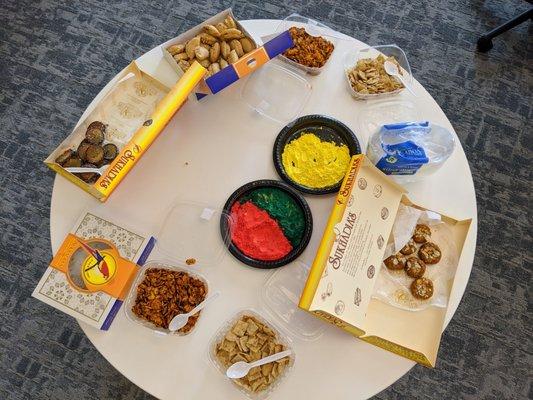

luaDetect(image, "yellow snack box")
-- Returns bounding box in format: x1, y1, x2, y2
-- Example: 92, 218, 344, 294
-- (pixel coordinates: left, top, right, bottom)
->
45, 61, 206, 201
299, 154, 472, 367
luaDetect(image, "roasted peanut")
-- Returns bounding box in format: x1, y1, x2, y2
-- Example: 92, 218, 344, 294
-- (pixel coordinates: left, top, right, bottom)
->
227, 49, 239, 64
203, 24, 220, 38
219, 58, 228, 69
208, 62, 220, 75
240, 37, 254, 53
209, 42, 220, 63
200, 32, 217, 45
167, 44, 185, 55
199, 58, 210, 68
185, 36, 201, 59
221, 28, 242, 41
173, 52, 188, 62
224, 15, 236, 29
229, 39, 244, 57
220, 40, 231, 59
178, 59, 190, 72
216, 22, 227, 33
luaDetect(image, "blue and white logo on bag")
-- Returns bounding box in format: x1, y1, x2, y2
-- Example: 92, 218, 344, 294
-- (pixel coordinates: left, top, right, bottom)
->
376, 140, 429, 175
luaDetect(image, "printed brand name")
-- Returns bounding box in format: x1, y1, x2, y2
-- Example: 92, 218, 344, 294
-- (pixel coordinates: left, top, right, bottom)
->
328, 212, 357, 269
99, 150, 135, 189
339, 158, 360, 198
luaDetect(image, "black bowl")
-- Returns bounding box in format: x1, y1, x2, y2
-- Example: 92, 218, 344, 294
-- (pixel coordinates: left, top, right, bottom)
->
220, 180, 313, 269
273, 114, 361, 195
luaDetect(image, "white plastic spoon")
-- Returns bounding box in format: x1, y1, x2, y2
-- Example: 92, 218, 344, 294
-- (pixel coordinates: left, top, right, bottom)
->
383, 60, 417, 97
65, 166, 108, 175
168, 291, 220, 332
226, 350, 292, 379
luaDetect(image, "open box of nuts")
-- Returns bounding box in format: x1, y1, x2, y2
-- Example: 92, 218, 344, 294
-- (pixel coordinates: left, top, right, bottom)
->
45, 61, 206, 201
162, 9, 294, 99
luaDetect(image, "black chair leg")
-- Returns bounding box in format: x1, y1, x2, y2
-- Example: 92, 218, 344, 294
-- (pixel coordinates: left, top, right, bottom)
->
477, 8, 533, 52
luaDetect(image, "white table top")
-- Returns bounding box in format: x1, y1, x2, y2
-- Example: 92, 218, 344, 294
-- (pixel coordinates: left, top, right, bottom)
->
50, 19, 477, 400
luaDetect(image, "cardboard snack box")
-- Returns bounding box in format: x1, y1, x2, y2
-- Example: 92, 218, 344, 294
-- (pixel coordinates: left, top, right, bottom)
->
45, 61, 206, 201
161, 8, 293, 99
32, 211, 155, 330
299, 155, 472, 367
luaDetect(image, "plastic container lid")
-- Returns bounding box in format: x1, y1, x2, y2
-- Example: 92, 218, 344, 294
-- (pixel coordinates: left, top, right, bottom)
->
261, 261, 326, 341
241, 61, 312, 124
157, 201, 231, 267
358, 99, 420, 140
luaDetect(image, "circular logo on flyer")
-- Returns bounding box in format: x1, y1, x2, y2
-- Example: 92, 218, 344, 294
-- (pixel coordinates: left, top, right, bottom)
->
358, 178, 367, 190
377, 235, 384, 249
367, 265, 375, 279
381, 207, 389, 220
334, 300, 345, 315
81, 250, 117, 285
373, 184, 383, 198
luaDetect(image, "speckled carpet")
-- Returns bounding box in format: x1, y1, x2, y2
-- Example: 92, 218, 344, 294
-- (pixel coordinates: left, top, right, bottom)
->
0, 0, 531, 399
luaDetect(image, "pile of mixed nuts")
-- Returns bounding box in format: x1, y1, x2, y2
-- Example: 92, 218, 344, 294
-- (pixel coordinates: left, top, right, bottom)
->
166, 15, 256, 77
347, 54, 404, 95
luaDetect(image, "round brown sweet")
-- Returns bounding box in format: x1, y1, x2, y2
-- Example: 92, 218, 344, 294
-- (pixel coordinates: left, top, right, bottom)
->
410, 277, 434, 300
413, 224, 431, 243
85, 144, 104, 165
87, 121, 106, 132
383, 254, 406, 270
77, 140, 91, 161
400, 239, 417, 256
55, 149, 74, 165
85, 127, 105, 145
418, 242, 442, 264
405, 257, 426, 278
63, 156, 82, 168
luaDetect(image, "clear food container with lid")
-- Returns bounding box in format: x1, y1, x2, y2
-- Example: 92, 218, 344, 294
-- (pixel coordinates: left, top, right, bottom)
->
123, 200, 232, 335
343, 44, 413, 100
274, 13, 339, 75
240, 60, 312, 124
207, 261, 325, 399
123, 260, 210, 336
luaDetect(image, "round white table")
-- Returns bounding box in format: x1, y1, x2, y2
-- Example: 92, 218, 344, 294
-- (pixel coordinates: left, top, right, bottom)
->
50, 19, 477, 400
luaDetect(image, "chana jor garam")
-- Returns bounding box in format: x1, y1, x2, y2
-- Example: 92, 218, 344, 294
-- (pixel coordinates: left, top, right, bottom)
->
166, 15, 256, 77
215, 315, 291, 393
283, 26, 334, 68
347, 54, 404, 94
132, 268, 207, 334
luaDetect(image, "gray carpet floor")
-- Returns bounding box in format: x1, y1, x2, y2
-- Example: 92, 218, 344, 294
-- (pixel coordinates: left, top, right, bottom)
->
0, 0, 531, 399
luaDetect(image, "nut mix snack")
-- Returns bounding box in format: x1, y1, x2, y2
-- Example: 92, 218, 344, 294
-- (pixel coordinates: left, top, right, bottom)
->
166, 15, 257, 77
413, 224, 431, 243
214, 314, 291, 394
54, 120, 119, 183
283, 26, 334, 68
347, 54, 404, 95
132, 267, 207, 334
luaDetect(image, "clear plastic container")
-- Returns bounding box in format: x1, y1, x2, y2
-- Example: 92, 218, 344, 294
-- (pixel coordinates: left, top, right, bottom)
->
241, 61, 312, 124
157, 201, 232, 267
366, 121, 456, 183
123, 260, 210, 336
207, 261, 324, 399
208, 309, 295, 400
261, 262, 325, 341
275, 13, 338, 75
343, 44, 413, 100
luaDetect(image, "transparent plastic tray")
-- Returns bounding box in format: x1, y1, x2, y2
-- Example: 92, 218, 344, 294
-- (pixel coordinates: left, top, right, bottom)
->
157, 201, 232, 268
275, 13, 338, 75
208, 308, 295, 400
343, 44, 413, 100
123, 260, 210, 336
241, 61, 312, 124
261, 262, 325, 341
